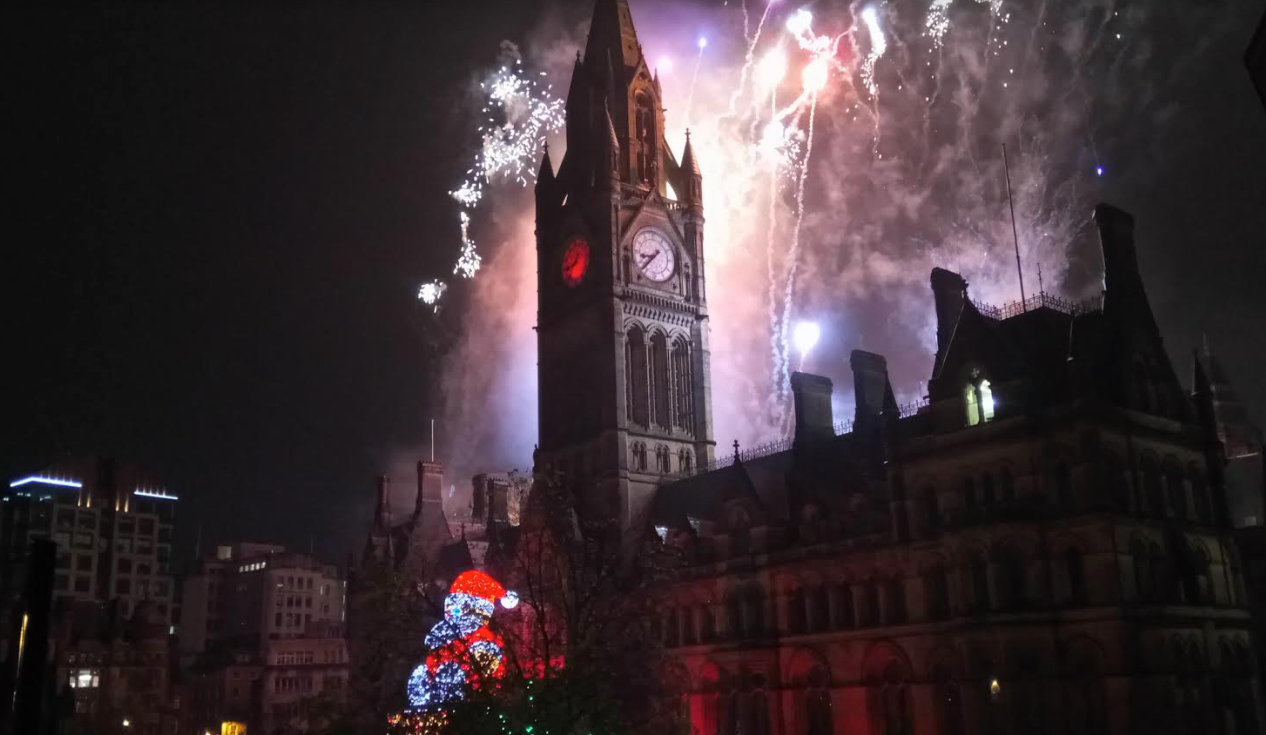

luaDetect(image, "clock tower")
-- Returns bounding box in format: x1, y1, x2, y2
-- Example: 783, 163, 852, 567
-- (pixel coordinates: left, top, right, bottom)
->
534, 0, 714, 534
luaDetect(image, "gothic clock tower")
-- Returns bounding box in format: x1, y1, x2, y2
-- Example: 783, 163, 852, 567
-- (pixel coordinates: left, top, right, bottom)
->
534, 0, 714, 533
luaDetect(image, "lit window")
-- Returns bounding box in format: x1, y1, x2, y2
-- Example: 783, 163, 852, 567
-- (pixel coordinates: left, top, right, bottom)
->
964, 377, 996, 426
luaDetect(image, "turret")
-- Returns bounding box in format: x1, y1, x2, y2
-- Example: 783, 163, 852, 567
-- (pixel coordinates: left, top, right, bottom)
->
679, 131, 702, 207
373, 475, 392, 530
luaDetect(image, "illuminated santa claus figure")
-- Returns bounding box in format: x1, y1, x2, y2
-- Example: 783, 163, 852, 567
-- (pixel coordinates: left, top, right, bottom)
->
405, 570, 519, 709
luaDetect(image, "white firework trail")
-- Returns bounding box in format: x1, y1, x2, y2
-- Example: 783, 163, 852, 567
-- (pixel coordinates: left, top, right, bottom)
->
776, 92, 820, 412
420, 52, 565, 304
684, 37, 707, 128
726, 0, 780, 118
859, 6, 887, 97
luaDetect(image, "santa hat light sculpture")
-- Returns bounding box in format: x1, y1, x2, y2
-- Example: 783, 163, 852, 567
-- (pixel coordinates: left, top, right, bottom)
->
389, 570, 519, 733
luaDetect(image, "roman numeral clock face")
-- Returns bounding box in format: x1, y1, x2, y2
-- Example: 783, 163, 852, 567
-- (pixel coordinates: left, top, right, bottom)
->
632, 229, 675, 282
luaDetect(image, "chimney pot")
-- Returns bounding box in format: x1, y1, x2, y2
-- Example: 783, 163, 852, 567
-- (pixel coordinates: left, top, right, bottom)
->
791, 372, 835, 442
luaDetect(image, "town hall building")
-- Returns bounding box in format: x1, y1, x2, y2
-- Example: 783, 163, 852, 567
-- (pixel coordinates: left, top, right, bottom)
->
355, 1, 1265, 734
530, 1, 1266, 735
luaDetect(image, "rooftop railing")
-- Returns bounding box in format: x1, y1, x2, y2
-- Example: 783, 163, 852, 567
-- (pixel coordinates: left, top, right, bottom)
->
971, 291, 1103, 321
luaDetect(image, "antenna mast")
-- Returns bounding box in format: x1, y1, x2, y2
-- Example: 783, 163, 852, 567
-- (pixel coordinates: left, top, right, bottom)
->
430, 418, 435, 463
1003, 144, 1027, 309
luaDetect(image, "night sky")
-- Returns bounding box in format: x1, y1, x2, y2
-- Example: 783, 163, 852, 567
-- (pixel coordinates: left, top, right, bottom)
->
7, 1, 1266, 569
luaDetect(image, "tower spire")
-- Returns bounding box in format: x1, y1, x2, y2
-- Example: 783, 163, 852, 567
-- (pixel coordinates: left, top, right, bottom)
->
584, 0, 642, 71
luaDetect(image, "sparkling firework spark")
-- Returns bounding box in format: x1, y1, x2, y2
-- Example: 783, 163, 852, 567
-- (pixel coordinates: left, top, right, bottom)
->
420, 48, 565, 302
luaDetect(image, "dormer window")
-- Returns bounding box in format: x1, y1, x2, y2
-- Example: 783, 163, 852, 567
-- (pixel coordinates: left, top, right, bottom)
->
964, 376, 995, 426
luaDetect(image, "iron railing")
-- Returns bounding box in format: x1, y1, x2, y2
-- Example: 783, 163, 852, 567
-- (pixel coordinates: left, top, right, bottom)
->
971, 291, 1103, 321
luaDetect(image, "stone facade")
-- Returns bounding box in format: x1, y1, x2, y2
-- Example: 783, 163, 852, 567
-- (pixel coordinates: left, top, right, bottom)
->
646, 206, 1263, 735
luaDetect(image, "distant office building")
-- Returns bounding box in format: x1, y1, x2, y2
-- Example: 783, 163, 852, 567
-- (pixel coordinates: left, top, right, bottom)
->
1, 457, 178, 649
180, 542, 344, 657
180, 543, 348, 734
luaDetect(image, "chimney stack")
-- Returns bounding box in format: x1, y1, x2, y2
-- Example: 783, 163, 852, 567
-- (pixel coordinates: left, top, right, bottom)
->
1095, 203, 1143, 297
416, 461, 444, 520
851, 350, 898, 430
791, 372, 834, 443
930, 268, 966, 376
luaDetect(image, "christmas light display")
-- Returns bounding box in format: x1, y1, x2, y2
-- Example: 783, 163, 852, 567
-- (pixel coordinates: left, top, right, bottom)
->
396, 570, 519, 726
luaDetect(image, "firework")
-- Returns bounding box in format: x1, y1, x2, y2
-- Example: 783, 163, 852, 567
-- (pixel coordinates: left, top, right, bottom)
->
420, 51, 565, 305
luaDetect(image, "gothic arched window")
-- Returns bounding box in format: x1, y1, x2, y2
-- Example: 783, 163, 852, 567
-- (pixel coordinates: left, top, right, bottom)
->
787, 588, 807, 634
963, 477, 977, 511
672, 337, 694, 433
1141, 454, 1163, 516
678, 448, 694, 474
1165, 460, 1187, 520
1189, 463, 1211, 522
863, 579, 881, 627
998, 549, 1027, 610
747, 691, 772, 735
725, 591, 743, 639
885, 577, 907, 625
649, 332, 671, 429
870, 661, 913, 735
631, 442, 648, 472
1131, 538, 1153, 602
699, 605, 716, 641
806, 688, 833, 735
626, 326, 649, 426
810, 586, 831, 632
834, 584, 855, 629
925, 566, 951, 620
969, 555, 991, 612
744, 586, 766, 636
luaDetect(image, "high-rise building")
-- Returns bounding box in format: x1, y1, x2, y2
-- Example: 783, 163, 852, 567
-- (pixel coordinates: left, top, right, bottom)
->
1, 457, 178, 628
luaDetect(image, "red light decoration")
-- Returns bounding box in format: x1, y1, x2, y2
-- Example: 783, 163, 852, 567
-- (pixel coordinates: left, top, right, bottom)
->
561, 237, 589, 286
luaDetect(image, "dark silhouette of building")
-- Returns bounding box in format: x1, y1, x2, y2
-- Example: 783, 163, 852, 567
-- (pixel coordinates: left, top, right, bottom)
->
525, 2, 1265, 734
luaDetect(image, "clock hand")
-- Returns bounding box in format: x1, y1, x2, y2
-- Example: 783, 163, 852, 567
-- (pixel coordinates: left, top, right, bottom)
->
640, 251, 660, 266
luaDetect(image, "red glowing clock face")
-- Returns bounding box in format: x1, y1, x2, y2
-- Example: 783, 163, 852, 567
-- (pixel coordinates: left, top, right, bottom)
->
561, 237, 589, 286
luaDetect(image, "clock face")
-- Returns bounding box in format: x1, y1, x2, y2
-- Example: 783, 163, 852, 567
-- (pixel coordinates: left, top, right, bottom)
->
632, 229, 675, 282
561, 236, 589, 286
